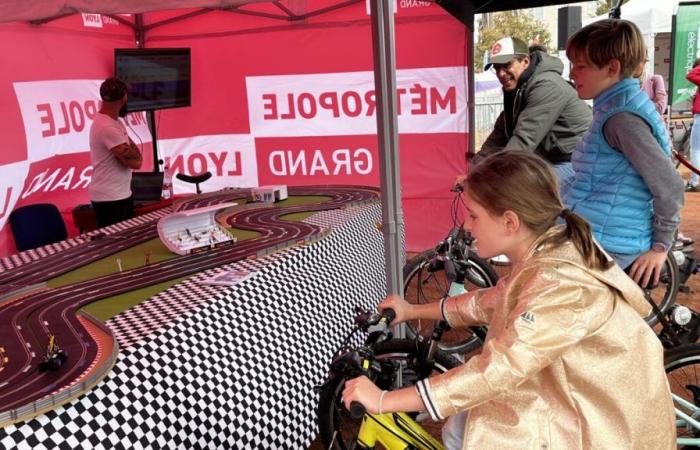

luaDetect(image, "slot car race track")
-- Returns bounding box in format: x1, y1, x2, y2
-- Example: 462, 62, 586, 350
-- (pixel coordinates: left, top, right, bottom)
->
0, 189, 255, 295
0, 185, 379, 420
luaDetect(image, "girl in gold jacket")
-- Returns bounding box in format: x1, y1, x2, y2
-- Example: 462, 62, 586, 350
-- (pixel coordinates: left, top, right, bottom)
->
343, 151, 675, 449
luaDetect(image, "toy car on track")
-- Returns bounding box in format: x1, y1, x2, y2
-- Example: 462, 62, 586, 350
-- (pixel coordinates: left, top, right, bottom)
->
38, 335, 67, 372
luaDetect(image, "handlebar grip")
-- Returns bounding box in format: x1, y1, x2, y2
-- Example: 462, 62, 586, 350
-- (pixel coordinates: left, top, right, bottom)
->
383, 308, 396, 323
349, 401, 366, 419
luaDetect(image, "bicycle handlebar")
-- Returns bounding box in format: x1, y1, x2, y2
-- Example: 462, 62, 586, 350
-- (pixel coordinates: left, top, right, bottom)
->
339, 308, 396, 419
349, 401, 366, 419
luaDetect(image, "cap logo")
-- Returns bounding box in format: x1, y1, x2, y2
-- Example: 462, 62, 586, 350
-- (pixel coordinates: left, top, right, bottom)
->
491, 43, 502, 55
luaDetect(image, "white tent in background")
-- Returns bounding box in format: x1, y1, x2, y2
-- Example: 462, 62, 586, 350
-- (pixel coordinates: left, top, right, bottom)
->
475, 70, 501, 94
584, 0, 678, 35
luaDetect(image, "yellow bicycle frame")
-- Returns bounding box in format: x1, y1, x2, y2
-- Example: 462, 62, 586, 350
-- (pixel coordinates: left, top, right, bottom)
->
355, 411, 444, 450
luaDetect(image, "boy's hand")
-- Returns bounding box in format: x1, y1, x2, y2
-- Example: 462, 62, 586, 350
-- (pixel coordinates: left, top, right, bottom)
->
378, 294, 412, 324
628, 250, 667, 288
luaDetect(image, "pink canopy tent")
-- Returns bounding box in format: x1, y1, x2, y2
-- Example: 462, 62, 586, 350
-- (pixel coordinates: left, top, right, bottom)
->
0, 0, 471, 261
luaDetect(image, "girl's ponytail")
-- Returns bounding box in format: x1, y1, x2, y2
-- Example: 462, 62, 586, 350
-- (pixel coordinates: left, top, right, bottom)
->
553, 209, 612, 270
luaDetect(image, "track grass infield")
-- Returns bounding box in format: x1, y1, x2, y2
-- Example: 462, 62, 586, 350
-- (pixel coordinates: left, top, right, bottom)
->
48, 196, 330, 322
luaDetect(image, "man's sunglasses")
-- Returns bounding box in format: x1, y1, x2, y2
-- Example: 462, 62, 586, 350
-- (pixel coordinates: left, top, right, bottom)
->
490, 60, 515, 72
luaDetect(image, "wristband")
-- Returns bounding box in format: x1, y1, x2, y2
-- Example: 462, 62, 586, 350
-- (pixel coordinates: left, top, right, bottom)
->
378, 390, 387, 415
652, 242, 669, 253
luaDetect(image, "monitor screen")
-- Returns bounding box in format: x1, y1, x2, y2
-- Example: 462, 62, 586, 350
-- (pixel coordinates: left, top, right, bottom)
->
114, 48, 191, 112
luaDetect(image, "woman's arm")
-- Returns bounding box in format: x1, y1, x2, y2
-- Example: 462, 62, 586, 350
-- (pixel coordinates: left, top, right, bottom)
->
652, 75, 667, 114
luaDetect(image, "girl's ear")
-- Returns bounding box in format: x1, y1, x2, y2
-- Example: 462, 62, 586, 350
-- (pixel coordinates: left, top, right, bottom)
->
502, 210, 520, 235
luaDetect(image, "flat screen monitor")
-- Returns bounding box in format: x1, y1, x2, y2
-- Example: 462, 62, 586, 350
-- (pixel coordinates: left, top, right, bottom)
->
114, 48, 191, 112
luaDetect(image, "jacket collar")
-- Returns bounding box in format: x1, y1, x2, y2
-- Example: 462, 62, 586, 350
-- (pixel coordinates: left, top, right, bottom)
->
520, 225, 650, 317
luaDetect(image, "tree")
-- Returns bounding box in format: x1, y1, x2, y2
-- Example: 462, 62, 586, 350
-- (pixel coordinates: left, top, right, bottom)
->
476, 11, 552, 72
595, 0, 631, 16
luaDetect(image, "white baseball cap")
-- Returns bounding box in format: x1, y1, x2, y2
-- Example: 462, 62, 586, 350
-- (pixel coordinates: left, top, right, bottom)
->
484, 37, 529, 70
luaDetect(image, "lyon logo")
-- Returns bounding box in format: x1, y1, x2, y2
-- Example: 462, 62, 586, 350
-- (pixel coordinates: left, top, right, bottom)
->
491, 43, 502, 55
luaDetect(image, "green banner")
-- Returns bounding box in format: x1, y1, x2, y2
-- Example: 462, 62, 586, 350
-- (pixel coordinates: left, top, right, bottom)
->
672, 3, 700, 105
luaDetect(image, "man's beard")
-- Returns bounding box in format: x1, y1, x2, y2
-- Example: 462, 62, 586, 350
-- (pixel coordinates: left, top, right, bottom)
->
118, 103, 128, 117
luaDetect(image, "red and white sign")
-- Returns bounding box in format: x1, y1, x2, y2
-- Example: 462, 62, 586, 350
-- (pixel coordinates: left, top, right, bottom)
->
13, 80, 150, 162
159, 134, 258, 192
246, 67, 467, 137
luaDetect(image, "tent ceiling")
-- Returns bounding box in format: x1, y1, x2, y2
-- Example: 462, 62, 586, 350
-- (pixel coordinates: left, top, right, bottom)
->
0, 0, 599, 25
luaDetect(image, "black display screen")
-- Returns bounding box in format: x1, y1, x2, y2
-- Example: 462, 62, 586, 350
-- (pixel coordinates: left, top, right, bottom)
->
115, 48, 191, 112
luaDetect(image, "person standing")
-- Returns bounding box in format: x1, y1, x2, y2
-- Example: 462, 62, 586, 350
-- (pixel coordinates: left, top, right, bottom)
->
564, 19, 684, 284
475, 36, 592, 194
89, 78, 143, 227
685, 57, 700, 192
641, 69, 668, 116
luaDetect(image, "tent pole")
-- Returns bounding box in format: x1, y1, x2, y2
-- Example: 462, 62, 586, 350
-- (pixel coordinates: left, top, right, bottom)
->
369, 0, 403, 297
668, 12, 677, 126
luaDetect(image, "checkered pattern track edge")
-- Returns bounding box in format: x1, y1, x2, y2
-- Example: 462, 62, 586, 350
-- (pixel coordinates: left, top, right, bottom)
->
0, 202, 388, 450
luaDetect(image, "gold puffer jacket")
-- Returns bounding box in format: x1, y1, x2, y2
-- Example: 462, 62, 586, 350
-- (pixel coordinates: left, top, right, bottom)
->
417, 227, 675, 449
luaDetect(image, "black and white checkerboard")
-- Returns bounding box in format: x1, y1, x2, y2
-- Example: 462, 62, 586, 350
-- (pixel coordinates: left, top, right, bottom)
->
0, 202, 389, 449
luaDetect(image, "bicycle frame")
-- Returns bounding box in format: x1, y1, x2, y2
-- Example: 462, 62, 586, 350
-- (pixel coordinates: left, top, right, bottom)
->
674, 393, 700, 446
354, 411, 444, 450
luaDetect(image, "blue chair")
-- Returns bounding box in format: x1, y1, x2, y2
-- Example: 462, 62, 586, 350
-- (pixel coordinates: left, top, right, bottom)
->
9, 203, 68, 252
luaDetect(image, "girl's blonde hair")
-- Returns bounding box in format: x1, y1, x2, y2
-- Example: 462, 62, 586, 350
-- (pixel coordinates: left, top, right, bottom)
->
565, 19, 646, 79
465, 151, 612, 270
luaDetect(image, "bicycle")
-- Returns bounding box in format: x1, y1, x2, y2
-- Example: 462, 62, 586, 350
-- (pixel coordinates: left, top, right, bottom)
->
402, 185, 498, 354
664, 343, 700, 447
316, 308, 459, 449
315, 307, 700, 449
404, 185, 689, 356
671, 117, 692, 169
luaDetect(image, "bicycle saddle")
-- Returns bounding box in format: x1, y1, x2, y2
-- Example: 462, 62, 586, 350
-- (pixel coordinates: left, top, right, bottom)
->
176, 172, 212, 184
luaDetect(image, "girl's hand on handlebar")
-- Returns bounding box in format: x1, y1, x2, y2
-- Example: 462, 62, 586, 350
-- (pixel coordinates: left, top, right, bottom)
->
342, 376, 382, 414
379, 294, 412, 324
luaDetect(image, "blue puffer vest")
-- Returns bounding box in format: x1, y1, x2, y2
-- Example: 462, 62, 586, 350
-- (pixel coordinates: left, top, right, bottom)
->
564, 78, 671, 255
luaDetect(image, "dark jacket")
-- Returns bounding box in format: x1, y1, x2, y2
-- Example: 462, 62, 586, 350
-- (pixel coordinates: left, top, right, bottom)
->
479, 51, 592, 164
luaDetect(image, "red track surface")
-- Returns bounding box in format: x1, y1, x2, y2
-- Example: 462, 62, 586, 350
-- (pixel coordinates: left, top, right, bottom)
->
0, 186, 379, 414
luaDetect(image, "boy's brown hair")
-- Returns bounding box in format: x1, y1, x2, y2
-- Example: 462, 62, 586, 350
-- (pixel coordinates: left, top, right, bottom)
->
566, 19, 646, 79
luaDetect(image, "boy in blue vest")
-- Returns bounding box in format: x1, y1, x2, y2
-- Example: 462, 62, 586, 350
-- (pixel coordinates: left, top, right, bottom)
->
563, 19, 684, 288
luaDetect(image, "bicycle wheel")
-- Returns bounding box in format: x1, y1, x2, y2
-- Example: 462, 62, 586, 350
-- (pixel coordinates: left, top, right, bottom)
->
403, 249, 498, 354
317, 339, 461, 450
664, 344, 700, 447
644, 252, 680, 327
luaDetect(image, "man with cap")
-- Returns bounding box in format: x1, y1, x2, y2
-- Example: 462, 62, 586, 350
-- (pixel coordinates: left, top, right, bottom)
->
89, 77, 143, 228
476, 36, 592, 192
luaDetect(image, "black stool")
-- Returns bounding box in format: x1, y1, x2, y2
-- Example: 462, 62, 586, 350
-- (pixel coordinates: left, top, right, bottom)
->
176, 171, 212, 195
